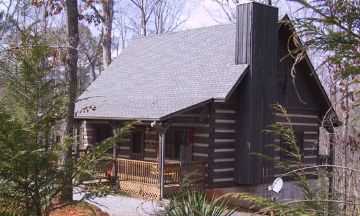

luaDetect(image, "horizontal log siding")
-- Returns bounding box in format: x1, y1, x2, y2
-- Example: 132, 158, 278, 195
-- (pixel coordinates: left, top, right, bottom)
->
82, 120, 94, 148
144, 130, 158, 161
211, 103, 237, 188
117, 136, 131, 159
272, 108, 320, 179
116, 127, 159, 161
171, 107, 211, 185
80, 120, 114, 150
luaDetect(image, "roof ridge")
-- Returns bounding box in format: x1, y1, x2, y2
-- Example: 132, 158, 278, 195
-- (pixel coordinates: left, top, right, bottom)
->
130, 15, 286, 43
131, 22, 236, 42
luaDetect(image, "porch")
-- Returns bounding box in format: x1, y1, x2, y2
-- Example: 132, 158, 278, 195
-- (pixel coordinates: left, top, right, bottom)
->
92, 158, 206, 199
77, 116, 210, 199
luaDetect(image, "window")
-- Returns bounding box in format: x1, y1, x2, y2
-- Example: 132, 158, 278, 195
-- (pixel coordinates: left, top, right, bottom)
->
131, 131, 143, 160
280, 131, 304, 160
93, 125, 113, 145
165, 129, 193, 160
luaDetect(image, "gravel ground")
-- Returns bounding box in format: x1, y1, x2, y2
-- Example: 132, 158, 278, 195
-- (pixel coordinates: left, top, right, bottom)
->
74, 190, 249, 216
74, 192, 165, 216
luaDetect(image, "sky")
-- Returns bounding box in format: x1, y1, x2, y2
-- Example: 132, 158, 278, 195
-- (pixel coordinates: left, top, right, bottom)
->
0, 0, 303, 35
183, 0, 218, 29
182, 0, 301, 29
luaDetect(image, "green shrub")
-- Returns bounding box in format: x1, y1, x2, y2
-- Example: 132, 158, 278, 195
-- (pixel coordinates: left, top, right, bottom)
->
165, 191, 235, 216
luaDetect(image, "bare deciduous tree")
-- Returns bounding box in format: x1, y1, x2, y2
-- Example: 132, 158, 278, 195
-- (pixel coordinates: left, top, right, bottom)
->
102, 0, 114, 67
88, 0, 114, 68
153, 0, 187, 34
112, 0, 187, 54
128, 0, 158, 36
206, 0, 238, 23
206, 0, 277, 24
114, 15, 129, 54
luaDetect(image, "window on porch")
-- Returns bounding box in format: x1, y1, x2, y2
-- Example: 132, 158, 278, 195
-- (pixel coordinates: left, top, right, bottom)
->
92, 124, 114, 155
93, 124, 112, 145
131, 130, 144, 160
165, 129, 193, 160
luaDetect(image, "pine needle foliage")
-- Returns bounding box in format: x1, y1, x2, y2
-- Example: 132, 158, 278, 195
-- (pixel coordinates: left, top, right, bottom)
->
0, 31, 138, 216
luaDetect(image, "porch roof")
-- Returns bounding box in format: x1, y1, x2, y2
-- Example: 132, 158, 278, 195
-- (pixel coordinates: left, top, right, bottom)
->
75, 24, 248, 120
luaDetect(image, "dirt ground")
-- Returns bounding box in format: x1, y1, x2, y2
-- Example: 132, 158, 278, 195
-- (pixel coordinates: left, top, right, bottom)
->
50, 202, 109, 216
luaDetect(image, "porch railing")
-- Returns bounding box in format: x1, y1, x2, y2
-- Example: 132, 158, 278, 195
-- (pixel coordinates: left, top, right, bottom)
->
80, 158, 112, 182
116, 158, 205, 185
92, 159, 112, 180
117, 159, 159, 184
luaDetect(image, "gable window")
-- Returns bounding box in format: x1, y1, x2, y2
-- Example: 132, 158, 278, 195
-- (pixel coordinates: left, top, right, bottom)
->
280, 131, 304, 160
165, 129, 193, 160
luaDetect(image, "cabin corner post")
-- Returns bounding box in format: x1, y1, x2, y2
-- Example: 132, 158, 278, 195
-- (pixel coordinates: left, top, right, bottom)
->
326, 126, 336, 197
208, 102, 216, 188
82, 120, 94, 149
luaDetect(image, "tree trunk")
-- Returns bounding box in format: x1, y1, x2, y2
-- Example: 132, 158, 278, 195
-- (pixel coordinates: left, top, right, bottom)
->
141, 11, 147, 36
59, 0, 79, 203
102, 0, 114, 68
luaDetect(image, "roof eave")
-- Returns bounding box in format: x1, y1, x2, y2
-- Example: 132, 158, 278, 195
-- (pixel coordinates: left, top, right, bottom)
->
225, 65, 249, 101
303, 55, 333, 109
159, 99, 214, 121
74, 116, 159, 121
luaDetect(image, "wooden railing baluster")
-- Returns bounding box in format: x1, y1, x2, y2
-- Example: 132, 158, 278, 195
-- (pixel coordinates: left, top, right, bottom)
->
114, 159, 205, 187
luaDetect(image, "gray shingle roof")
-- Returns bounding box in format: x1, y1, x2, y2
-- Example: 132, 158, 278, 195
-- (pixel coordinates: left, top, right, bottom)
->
75, 24, 248, 120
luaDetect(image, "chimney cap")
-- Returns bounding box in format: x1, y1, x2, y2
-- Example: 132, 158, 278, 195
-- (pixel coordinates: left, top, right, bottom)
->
235, 0, 255, 5
235, 0, 278, 9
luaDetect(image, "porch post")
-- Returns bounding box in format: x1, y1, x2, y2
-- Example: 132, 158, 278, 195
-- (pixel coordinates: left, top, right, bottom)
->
113, 143, 117, 183
159, 131, 165, 199
111, 123, 120, 184
152, 121, 169, 199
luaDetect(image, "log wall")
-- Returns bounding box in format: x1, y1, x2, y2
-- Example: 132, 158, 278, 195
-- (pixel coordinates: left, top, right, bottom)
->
272, 108, 320, 180
210, 102, 237, 188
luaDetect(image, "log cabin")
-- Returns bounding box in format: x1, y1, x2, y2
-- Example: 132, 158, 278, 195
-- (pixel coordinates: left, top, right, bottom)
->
74, 2, 340, 200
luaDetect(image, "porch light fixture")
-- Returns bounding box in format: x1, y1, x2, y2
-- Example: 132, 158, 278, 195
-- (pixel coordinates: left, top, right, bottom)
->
151, 121, 157, 128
